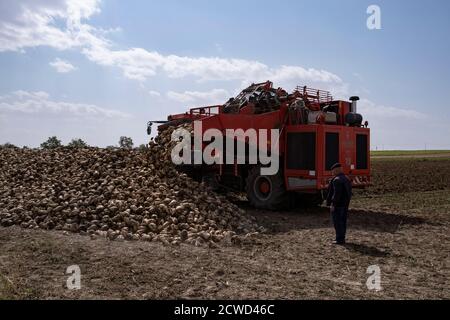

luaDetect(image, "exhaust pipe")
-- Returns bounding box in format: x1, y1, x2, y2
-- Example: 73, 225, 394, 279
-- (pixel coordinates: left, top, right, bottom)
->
349, 96, 360, 113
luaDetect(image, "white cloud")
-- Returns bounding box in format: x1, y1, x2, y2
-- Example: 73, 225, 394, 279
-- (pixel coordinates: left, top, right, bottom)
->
271, 65, 342, 84
81, 46, 270, 82
0, 90, 130, 119
357, 99, 440, 150
167, 89, 231, 105
0, 0, 103, 52
359, 99, 427, 120
11, 90, 50, 100
49, 58, 77, 73
82, 45, 346, 91
148, 90, 161, 97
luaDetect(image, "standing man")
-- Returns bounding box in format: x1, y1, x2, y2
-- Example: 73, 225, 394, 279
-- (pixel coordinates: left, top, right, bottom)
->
326, 163, 352, 245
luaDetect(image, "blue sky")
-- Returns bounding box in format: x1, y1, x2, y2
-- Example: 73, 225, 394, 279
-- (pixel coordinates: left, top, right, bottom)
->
0, 0, 449, 149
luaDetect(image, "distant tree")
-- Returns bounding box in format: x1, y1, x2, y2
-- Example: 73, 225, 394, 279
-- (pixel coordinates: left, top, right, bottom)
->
68, 138, 89, 149
119, 136, 134, 149
0, 142, 17, 149
137, 144, 148, 152
40, 136, 62, 149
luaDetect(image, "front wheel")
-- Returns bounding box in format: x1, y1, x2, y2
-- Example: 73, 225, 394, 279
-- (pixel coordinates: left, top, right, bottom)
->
246, 166, 290, 210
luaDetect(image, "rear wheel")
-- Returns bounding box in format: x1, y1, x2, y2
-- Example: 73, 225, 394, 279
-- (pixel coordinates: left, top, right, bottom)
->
246, 166, 290, 210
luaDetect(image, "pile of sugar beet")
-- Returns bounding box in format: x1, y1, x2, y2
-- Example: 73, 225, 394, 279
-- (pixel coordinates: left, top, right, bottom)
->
0, 127, 261, 246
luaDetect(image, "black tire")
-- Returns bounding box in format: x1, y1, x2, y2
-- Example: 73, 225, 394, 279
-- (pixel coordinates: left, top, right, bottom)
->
246, 166, 290, 210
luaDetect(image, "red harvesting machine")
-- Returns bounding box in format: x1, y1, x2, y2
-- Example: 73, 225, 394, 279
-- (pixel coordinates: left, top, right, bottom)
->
148, 81, 370, 210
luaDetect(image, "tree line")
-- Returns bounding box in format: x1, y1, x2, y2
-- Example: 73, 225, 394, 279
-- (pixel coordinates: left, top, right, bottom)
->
1, 136, 148, 151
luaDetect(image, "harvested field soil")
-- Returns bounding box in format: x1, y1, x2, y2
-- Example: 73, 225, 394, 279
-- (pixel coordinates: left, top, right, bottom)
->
0, 156, 449, 299
362, 158, 450, 195
371, 150, 450, 158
